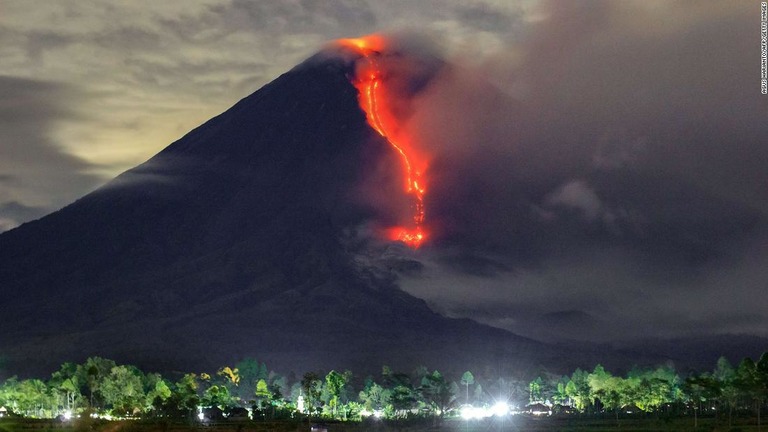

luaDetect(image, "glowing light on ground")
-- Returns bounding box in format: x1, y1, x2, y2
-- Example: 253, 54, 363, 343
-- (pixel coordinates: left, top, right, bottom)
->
460, 403, 511, 420
490, 402, 510, 417
338, 36, 428, 248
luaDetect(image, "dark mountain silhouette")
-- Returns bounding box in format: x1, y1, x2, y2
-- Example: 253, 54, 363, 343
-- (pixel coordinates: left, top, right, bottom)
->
0, 50, 637, 377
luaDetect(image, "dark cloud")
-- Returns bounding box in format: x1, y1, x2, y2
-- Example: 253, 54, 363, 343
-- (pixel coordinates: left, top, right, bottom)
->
0, 76, 101, 232
0, 201, 48, 232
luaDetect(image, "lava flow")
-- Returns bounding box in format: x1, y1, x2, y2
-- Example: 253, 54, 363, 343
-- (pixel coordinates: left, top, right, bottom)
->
338, 36, 427, 248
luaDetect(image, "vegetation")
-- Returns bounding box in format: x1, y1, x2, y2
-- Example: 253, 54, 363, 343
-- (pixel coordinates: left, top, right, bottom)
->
0, 352, 767, 430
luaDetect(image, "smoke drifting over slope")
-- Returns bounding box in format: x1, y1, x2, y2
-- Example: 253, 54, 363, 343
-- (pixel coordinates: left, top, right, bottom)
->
350, 3, 768, 343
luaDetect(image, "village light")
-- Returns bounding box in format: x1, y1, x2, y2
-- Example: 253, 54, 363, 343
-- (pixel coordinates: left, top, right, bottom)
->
491, 402, 509, 417
461, 405, 488, 420
460, 406, 474, 420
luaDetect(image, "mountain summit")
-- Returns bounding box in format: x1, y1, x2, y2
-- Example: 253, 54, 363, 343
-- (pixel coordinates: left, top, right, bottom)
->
0, 46, 567, 376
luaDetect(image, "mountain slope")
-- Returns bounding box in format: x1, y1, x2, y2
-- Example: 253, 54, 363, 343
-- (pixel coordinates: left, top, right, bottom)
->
0, 51, 592, 377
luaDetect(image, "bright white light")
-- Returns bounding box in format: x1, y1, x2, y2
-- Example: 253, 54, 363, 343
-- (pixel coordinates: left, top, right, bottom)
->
491, 402, 509, 417
461, 405, 489, 420
63, 410, 72, 420
374, 410, 383, 419
460, 406, 474, 420
197, 412, 205, 421
463, 403, 509, 419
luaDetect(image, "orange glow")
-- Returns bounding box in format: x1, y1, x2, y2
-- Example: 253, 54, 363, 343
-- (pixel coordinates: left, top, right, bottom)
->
385, 226, 426, 248
338, 36, 428, 248
337, 35, 387, 54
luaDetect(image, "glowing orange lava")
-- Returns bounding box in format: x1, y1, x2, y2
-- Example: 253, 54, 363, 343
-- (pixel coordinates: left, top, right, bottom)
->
338, 36, 427, 248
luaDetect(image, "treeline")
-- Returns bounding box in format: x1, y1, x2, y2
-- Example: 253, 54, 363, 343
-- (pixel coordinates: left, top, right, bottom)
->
0, 352, 767, 425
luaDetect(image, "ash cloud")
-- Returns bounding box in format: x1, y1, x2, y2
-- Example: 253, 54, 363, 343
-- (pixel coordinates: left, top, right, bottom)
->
376, 2, 768, 342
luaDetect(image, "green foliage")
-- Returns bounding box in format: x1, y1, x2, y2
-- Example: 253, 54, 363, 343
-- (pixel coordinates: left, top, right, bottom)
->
201, 384, 235, 410
100, 365, 146, 416
145, 379, 172, 409
324, 370, 349, 417
461, 371, 474, 404
567, 368, 591, 411
529, 376, 543, 404
587, 365, 624, 412
152, 373, 199, 419
300, 372, 322, 415
359, 381, 391, 412
1, 350, 768, 424
234, 358, 263, 401
420, 370, 456, 419
76, 357, 116, 409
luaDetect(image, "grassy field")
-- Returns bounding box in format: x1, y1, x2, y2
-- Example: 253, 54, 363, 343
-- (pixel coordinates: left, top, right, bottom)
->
1, 416, 766, 432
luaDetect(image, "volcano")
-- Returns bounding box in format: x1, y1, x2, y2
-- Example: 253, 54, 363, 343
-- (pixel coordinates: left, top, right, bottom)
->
0, 44, 596, 377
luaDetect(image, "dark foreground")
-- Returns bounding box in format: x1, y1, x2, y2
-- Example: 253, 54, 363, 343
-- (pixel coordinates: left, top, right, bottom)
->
2, 416, 766, 432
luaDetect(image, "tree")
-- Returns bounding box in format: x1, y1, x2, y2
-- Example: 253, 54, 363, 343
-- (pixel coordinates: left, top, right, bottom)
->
359, 381, 391, 413
737, 354, 768, 431
0, 376, 21, 414
270, 375, 287, 401
553, 380, 568, 406
301, 372, 322, 417
99, 365, 146, 416
684, 374, 717, 429
235, 358, 261, 402
713, 357, 737, 427
12, 379, 51, 418
567, 369, 592, 412
587, 365, 625, 422
420, 370, 457, 422
529, 377, 543, 404
49, 362, 80, 413
145, 378, 172, 414
461, 371, 475, 405
473, 383, 484, 405
255, 379, 271, 399
253, 378, 272, 418
757, 352, 768, 431
217, 366, 240, 402
202, 384, 235, 410
385, 372, 417, 417
324, 370, 350, 418
626, 366, 680, 413
59, 378, 79, 413
164, 373, 200, 419
76, 357, 116, 409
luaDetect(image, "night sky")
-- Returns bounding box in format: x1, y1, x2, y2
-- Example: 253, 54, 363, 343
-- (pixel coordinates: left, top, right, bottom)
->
1, 1, 766, 345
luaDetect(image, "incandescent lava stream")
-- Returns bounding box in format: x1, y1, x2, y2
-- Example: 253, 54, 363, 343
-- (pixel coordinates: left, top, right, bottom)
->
337, 36, 428, 248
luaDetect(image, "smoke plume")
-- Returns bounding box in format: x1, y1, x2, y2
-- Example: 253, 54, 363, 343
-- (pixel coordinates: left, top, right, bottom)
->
346, 2, 768, 343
